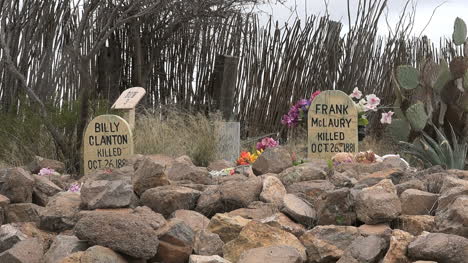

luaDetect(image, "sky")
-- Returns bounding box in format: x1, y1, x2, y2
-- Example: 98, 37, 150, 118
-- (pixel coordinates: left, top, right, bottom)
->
256, 0, 468, 40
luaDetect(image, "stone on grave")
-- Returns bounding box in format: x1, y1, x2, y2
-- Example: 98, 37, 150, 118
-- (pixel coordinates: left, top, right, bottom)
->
83, 115, 133, 175
216, 122, 240, 163
308, 90, 358, 160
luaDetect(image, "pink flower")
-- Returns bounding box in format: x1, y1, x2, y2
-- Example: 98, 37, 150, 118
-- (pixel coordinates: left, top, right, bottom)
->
310, 90, 321, 101
68, 183, 82, 193
366, 94, 380, 107
38, 168, 55, 176
365, 103, 378, 112
256, 137, 279, 151
380, 111, 394, 124
350, 87, 362, 99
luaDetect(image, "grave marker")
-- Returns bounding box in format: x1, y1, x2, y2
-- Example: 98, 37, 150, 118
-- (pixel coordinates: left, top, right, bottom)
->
308, 90, 358, 160
83, 115, 133, 175
112, 87, 146, 129
216, 121, 240, 163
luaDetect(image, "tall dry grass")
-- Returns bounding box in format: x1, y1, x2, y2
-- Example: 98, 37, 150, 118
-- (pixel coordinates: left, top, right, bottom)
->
135, 109, 223, 166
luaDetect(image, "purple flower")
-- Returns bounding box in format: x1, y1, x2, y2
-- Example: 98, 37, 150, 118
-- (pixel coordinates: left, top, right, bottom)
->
256, 137, 279, 151
39, 168, 55, 176
68, 183, 81, 193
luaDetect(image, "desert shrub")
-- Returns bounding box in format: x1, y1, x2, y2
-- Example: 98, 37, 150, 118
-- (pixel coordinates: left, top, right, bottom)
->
135, 108, 222, 167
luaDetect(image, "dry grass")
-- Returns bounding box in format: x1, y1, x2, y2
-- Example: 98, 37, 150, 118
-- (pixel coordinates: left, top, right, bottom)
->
134, 109, 223, 166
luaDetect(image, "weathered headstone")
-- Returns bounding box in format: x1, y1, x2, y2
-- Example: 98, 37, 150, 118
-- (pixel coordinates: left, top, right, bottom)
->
216, 121, 240, 163
308, 90, 358, 160
83, 115, 133, 175
111, 87, 146, 130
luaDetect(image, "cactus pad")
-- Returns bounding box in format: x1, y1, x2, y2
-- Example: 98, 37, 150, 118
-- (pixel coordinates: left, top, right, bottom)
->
434, 60, 452, 92
453, 17, 467, 46
405, 102, 428, 131
397, 65, 419, 90
386, 118, 411, 142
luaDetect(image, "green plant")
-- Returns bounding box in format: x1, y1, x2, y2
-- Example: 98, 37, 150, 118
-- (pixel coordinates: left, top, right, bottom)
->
399, 124, 467, 169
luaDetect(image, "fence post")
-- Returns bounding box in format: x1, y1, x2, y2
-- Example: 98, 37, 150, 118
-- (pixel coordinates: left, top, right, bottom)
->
212, 54, 239, 121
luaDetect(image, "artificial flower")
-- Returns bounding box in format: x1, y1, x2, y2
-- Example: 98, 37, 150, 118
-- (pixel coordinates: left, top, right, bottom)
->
365, 94, 381, 107
350, 87, 362, 99
68, 183, 82, 193
256, 137, 278, 151
380, 111, 394, 124
310, 90, 321, 101
38, 167, 55, 176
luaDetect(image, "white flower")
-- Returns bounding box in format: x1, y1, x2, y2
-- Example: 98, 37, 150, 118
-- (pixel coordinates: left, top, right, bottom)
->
365, 103, 378, 112
350, 87, 362, 99
380, 111, 394, 124
366, 94, 381, 107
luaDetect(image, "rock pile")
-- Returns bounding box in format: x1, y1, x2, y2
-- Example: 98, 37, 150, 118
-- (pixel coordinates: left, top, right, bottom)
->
0, 147, 467, 262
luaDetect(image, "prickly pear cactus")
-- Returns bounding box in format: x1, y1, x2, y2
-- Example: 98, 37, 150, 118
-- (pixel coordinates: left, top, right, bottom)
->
405, 102, 429, 132
387, 118, 411, 142
434, 60, 452, 92
453, 17, 467, 46
397, 65, 419, 90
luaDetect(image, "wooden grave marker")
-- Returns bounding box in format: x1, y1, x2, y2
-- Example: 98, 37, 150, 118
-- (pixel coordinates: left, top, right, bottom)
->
308, 90, 358, 160
111, 87, 146, 129
83, 115, 133, 175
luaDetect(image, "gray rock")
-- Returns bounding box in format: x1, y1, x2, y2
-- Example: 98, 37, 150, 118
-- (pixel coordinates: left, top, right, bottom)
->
252, 147, 292, 175
189, 255, 232, 263
0, 168, 35, 203
400, 189, 438, 215
171, 209, 210, 232
194, 230, 224, 256
238, 245, 304, 263
276, 161, 327, 186
140, 185, 201, 217
0, 224, 27, 253
152, 218, 195, 263
316, 188, 356, 226
286, 180, 334, 205
132, 157, 170, 196
396, 179, 426, 196
299, 225, 360, 263
32, 175, 62, 206
81, 245, 127, 263
219, 177, 263, 210
260, 176, 287, 206
43, 235, 88, 263
408, 232, 468, 263
281, 194, 316, 227
0, 238, 44, 263
355, 180, 401, 224
6, 203, 43, 224
74, 210, 159, 259
435, 195, 468, 237
81, 179, 135, 209
39, 192, 81, 232
195, 186, 223, 217
337, 235, 389, 263
167, 159, 213, 185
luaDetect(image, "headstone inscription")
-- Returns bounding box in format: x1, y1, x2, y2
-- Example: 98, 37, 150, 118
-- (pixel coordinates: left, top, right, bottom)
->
83, 115, 133, 175
111, 87, 146, 130
308, 90, 358, 160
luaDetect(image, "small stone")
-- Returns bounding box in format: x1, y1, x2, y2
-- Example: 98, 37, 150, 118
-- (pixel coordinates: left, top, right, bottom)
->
140, 185, 201, 217
358, 224, 392, 237
381, 230, 414, 263
152, 219, 195, 263
281, 194, 316, 227
223, 221, 306, 263
6, 203, 44, 224
260, 176, 287, 206
0, 168, 35, 203
299, 225, 359, 263
28, 156, 65, 174
260, 213, 306, 238
80, 245, 127, 263
396, 215, 436, 236
336, 235, 389, 263
132, 157, 170, 196
207, 213, 251, 243
408, 233, 468, 263
194, 230, 224, 256
276, 162, 327, 186
39, 192, 82, 232
189, 255, 232, 263
400, 189, 438, 215
80, 179, 135, 209
252, 147, 293, 175
0, 238, 44, 263
395, 179, 426, 196
171, 209, 210, 232
316, 188, 356, 226
0, 224, 27, 253
166, 159, 213, 185
43, 235, 88, 263
32, 175, 62, 206
435, 195, 468, 237
238, 245, 304, 263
